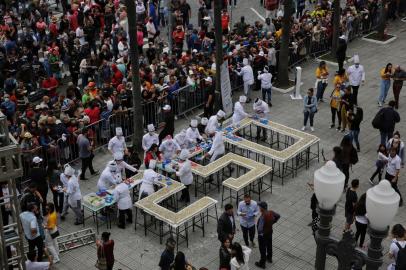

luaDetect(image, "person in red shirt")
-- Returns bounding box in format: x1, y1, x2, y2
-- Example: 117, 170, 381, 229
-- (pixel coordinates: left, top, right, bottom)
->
49, 16, 59, 38
41, 76, 59, 98
221, 9, 230, 34
111, 64, 124, 88
172, 25, 185, 51
69, 10, 79, 31
96, 232, 114, 270
84, 101, 101, 124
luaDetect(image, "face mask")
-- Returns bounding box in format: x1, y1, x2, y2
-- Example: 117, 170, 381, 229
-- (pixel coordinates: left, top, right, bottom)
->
355, 64, 359, 68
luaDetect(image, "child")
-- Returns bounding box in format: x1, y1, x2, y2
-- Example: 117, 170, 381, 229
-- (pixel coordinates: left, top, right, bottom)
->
369, 144, 388, 185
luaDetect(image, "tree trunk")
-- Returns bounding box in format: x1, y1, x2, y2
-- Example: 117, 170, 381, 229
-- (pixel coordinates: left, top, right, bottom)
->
125, 0, 144, 155
377, 0, 388, 40
214, 0, 223, 110
277, 0, 294, 87
331, 0, 340, 56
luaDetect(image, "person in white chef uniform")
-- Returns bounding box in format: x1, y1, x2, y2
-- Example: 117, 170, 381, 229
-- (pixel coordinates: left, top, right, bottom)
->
108, 127, 128, 156
159, 135, 181, 160
113, 152, 138, 178
175, 149, 193, 204
97, 161, 122, 191
64, 165, 83, 225
185, 119, 203, 148
139, 160, 162, 199
253, 97, 270, 141
113, 180, 133, 229
206, 110, 226, 135
232, 96, 250, 126
174, 129, 188, 149
142, 124, 159, 153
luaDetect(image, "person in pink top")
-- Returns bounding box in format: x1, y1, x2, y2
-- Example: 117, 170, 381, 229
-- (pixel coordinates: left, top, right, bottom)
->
137, 25, 144, 54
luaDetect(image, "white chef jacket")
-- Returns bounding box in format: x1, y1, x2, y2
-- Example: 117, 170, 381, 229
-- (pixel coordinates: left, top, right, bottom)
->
253, 100, 270, 118
67, 176, 81, 208
208, 131, 225, 162
236, 65, 254, 85
185, 127, 202, 145
113, 182, 132, 210
117, 160, 138, 178
142, 133, 159, 152
108, 136, 126, 155
346, 64, 365, 86
176, 160, 193, 185
139, 169, 161, 199
232, 102, 249, 125
205, 115, 219, 134
60, 173, 69, 188
174, 131, 188, 149
257, 72, 273, 89
97, 167, 122, 190
159, 139, 181, 160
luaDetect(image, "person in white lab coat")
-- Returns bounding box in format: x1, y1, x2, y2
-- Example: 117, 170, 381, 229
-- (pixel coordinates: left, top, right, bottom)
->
234, 58, 254, 103
97, 161, 122, 190
205, 131, 225, 163
206, 110, 226, 134
113, 152, 138, 178
64, 166, 83, 225
60, 165, 71, 220
108, 127, 128, 156
346, 55, 365, 105
198, 117, 209, 136
185, 119, 203, 148
113, 182, 132, 229
257, 66, 273, 106
142, 124, 159, 153
139, 160, 162, 199
232, 96, 250, 126
253, 98, 270, 141
174, 129, 188, 149
176, 149, 193, 203
159, 135, 181, 160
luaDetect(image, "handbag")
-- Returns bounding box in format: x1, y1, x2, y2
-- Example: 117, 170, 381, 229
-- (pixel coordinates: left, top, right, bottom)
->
95, 244, 108, 270
50, 230, 60, 239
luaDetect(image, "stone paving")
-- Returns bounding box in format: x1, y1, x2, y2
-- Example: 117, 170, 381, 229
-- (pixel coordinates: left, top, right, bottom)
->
52, 17, 406, 270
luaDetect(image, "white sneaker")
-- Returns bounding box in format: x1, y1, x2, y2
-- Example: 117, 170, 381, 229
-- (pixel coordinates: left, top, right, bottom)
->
310, 127, 314, 132
301, 126, 306, 131
378, 102, 383, 107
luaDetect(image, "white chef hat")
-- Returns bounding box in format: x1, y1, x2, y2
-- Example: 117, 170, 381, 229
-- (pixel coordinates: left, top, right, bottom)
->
179, 149, 189, 160
242, 58, 249, 66
339, 35, 347, 40
163, 104, 171, 111
255, 98, 262, 106
204, 76, 212, 83
116, 127, 123, 136
32, 156, 43, 164
64, 164, 75, 176
113, 152, 124, 161
201, 117, 208, 125
149, 159, 157, 169
191, 119, 198, 128
108, 161, 118, 172
263, 66, 269, 72
353, 55, 360, 64
239, 96, 247, 103
259, 51, 264, 56
147, 124, 155, 132
217, 110, 226, 118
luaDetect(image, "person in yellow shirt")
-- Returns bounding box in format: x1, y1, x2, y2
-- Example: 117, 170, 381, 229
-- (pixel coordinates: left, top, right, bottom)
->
44, 202, 60, 264
378, 63, 393, 107
315, 61, 329, 101
329, 83, 342, 129
333, 69, 348, 89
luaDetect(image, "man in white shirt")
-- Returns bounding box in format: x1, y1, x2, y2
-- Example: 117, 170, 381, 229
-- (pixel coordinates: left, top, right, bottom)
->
25, 250, 51, 270
385, 147, 403, 206
65, 167, 83, 225
234, 59, 254, 103
97, 161, 122, 190
108, 127, 128, 156
139, 160, 162, 199
113, 181, 133, 229
253, 98, 270, 141
205, 131, 225, 163
142, 124, 159, 153
206, 110, 225, 134
185, 119, 203, 148
146, 17, 156, 42
257, 66, 273, 106
174, 129, 188, 149
346, 55, 365, 106
75, 25, 85, 45
159, 135, 181, 160
176, 149, 193, 203
113, 152, 138, 178
20, 204, 44, 262
232, 96, 250, 125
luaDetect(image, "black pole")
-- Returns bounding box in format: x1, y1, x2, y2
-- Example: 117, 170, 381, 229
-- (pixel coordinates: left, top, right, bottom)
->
125, 0, 144, 155
331, 0, 340, 56
365, 227, 388, 270
213, 0, 223, 110
315, 206, 335, 270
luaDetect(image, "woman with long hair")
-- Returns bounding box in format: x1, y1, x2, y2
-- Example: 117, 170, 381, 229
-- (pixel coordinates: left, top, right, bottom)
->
230, 242, 251, 270
354, 193, 367, 248
171, 251, 193, 270
378, 63, 393, 107
219, 237, 232, 270
44, 202, 60, 264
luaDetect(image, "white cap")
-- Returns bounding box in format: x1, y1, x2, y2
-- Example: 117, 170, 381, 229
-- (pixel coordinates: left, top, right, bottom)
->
255, 98, 262, 106
32, 156, 42, 164
201, 117, 208, 125
192, 49, 198, 53
179, 149, 189, 160
259, 51, 264, 56
243, 58, 249, 66
191, 119, 198, 128
263, 66, 269, 72
82, 115, 90, 123
339, 35, 347, 40
55, 119, 62, 125
353, 55, 360, 64
149, 159, 157, 169
113, 152, 124, 161
239, 96, 247, 103
163, 104, 171, 111
147, 124, 155, 132
204, 77, 212, 83
217, 110, 226, 118
116, 127, 123, 136
64, 165, 75, 176
108, 161, 118, 172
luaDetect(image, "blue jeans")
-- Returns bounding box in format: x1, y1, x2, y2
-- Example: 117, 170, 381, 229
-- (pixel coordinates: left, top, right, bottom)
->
262, 87, 272, 103
349, 129, 360, 148
378, 80, 390, 103
316, 81, 327, 101
304, 111, 315, 126
380, 131, 393, 145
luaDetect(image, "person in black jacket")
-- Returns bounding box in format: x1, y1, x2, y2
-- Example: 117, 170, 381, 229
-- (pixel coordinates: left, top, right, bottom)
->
376, 100, 401, 145
217, 204, 236, 242
219, 236, 232, 270
30, 156, 48, 215
159, 105, 175, 144
348, 106, 363, 152
336, 35, 347, 71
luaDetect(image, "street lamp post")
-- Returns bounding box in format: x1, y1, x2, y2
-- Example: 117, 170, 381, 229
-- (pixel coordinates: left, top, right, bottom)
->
313, 161, 400, 270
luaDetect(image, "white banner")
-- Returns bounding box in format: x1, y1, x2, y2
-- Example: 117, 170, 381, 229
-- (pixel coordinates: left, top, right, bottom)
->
220, 60, 233, 117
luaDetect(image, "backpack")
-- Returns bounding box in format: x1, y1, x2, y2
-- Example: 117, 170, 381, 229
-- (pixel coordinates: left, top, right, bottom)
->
372, 109, 384, 129
395, 242, 406, 270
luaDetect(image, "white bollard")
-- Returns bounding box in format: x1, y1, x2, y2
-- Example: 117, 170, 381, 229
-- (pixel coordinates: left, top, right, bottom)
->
290, 66, 303, 100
